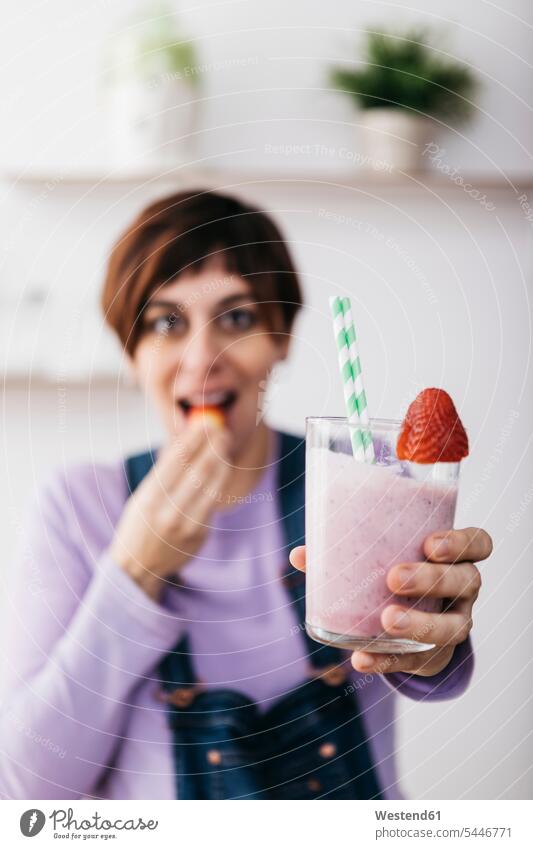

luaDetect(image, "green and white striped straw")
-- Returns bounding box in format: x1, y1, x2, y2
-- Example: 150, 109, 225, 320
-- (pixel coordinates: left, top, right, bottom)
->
329, 296, 366, 462
329, 295, 374, 463
340, 296, 375, 462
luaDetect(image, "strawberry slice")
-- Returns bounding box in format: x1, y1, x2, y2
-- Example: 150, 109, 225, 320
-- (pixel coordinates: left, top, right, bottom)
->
188, 405, 225, 429
397, 388, 469, 463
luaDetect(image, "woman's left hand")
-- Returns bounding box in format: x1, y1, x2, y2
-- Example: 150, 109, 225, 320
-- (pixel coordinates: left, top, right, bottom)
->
289, 526, 492, 677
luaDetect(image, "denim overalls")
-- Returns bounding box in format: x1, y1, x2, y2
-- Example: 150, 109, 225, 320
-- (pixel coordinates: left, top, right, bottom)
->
125, 431, 383, 800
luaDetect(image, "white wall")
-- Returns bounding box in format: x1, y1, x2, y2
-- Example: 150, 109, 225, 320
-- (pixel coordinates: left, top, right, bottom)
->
1, 0, 533, 800
2, 0, 532, 175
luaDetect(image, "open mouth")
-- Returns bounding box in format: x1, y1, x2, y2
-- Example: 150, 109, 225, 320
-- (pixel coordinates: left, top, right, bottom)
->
177, 389, 239, 417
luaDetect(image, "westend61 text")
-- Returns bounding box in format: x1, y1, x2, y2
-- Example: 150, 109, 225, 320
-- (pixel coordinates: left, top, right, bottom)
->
375, 810, 441, 821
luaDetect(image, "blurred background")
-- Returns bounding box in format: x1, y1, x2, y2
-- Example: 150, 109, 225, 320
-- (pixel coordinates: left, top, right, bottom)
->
1, 0, 532, 799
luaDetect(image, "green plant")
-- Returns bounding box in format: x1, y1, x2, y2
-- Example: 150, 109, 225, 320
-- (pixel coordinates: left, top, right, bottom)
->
136, 27, 197, 83
106, 3, 198, 87
330, 28, 477, 121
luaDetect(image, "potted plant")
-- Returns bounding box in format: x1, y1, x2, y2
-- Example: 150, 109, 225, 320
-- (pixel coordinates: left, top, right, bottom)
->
330, 28, 477, 172
104, 3, 199, 169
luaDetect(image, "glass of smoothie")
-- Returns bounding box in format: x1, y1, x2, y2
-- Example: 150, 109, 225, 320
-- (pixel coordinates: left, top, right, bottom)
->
305, 416, 461, 653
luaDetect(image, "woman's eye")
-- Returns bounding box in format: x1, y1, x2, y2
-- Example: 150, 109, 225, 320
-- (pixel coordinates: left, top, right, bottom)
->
152, 313, 185, 335
219, 308, 257, 332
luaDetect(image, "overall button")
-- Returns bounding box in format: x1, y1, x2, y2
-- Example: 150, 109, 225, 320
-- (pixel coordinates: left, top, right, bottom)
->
319, 742, 337, 758
170, 689, 197, 709
307, 778, 322, 793
155, 682, 206, 709
206, 749, 222, 766
154, 687, 194, 708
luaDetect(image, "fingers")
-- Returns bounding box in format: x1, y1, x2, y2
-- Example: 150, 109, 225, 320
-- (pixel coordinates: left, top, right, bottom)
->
167, 439, 232, 525
189, 459, 233, 524
157, 420, 231, 493
351, 646, 455, 677
165, 415, 230, 463
158, 441, 233, 554
153, 423, 210, 489
387, 560, 482, 601
186, 432, 231, 492
289, 546, 306, 572
424, 526, 493, 564
380, 601, 473, 647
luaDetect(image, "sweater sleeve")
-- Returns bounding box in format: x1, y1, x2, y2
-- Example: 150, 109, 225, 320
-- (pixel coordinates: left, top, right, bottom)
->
380, 636, 474, 702
0, 470, 185, 800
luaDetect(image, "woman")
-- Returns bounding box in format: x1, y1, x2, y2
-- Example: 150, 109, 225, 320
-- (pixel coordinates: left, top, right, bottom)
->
1, 189, 492, 800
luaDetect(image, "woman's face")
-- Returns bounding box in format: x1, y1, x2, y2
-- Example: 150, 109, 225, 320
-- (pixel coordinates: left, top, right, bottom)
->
129, 260, 290, 452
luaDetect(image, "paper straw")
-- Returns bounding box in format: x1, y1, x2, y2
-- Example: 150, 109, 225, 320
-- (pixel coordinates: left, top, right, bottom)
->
340, 297, 375, 462
329, 296, 366, 462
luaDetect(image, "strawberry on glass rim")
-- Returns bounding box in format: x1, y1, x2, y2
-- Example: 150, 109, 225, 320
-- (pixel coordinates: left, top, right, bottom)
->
397, 388, 469, 464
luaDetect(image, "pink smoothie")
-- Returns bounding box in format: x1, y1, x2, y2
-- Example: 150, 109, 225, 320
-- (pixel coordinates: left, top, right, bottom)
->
305, 447, 458, 640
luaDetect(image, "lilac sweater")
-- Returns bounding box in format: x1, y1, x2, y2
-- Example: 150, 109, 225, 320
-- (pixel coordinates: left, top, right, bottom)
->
0, 430, 473, 800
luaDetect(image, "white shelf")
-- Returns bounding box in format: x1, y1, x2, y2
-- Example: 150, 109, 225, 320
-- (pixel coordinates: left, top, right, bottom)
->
0, 301, 127, 385
3, 162, 531, 385
3, 165, 532, 193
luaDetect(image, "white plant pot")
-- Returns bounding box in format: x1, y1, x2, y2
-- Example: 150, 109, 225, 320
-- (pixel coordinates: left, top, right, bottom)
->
106, 78, 197, 170
357, 108, 434, 173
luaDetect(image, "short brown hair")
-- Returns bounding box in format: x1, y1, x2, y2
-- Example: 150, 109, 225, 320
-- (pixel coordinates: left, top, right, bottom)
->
101, 188, 303, 355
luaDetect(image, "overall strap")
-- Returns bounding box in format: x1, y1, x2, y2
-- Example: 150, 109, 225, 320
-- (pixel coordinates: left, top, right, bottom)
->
124, 447, 158, 495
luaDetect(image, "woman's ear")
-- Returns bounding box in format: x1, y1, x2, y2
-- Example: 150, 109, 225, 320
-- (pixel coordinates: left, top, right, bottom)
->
277, 333, 291, 362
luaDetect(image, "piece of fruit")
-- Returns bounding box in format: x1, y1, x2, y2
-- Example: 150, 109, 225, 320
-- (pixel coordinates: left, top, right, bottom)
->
188, 405, 225, 429
397, 388, 469, 463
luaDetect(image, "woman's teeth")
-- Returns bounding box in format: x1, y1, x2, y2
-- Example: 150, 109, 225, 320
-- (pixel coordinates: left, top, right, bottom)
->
177, 390, 237, 414
191, 391, 231, 406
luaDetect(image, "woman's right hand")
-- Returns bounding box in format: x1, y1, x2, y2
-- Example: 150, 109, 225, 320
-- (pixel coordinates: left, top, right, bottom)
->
110, 417, 232, 601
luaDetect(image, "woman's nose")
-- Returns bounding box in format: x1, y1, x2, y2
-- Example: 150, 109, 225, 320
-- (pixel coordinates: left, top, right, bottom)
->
179, 324, 223, 378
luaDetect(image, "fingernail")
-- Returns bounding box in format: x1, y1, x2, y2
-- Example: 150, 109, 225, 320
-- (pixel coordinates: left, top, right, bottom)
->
432, 535, 449, 559
356, 655, 374, 670
398, 566, 415, 589
390, 610, 411, 630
